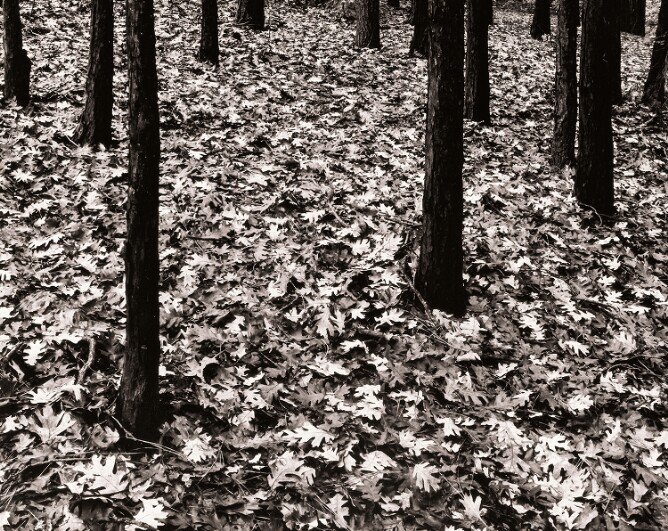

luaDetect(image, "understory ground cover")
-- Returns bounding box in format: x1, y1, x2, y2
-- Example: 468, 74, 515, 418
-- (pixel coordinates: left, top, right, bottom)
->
1, 1, 667, 529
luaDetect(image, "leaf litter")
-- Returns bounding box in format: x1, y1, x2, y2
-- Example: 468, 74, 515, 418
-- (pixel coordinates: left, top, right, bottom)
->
0, 0, 667, 529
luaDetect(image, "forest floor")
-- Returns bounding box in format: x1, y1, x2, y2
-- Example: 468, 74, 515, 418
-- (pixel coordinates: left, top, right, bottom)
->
1, 0, 668, 529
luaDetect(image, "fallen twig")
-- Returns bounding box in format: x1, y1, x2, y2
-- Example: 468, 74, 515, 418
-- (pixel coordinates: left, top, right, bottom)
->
76, 338, 96, 384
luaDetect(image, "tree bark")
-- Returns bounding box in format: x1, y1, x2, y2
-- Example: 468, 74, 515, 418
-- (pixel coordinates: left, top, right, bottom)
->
117, 0, 161, 441
642, 0, 668, 106
235, 0, 264, 30
3, 0, 30, 106
620, 0, 645, 36
465, 0, 490, 123
552, 0, 578, 167
610, 0, 623, 104
74, 0, 114, 146
409, 0, 428, 55
415, 0, 466, 316
198, 0, 219, 65
575, 0, 614, 215
356, 0, 380, 48
531, 0, 551, 39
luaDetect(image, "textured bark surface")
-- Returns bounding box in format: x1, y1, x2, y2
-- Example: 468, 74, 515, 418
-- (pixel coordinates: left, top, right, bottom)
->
116, 0, 161, 441
610, 0, 623, 104
642, 0, 668, 106
552, 0, 578, 167
530, 0, 551, 39
356, 0, 380, 48
409, 0, 427, 55
620, 0, 645, 36
576, 0, 614, 215
465, 0, 490, 123
415, 0, 466, 316
3, 0, 30, 106
198, 0, 219, 65
235, 0, 264, 30
74, 0, 114, 146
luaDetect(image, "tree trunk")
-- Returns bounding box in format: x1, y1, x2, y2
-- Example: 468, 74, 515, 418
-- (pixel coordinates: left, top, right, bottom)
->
642, 0, 668, 106
465, 0, 490, 123
552, 0, 578, 167
74, 0, 114, 146
610, 0, 623, 104
575, 0, 614, 215
409, 0, 428, 56
235, 0, 264, 30
530, 0, 551, 39
356, 0, 380, 48
620, 0, 645, 36
198, 0, 219, 65
485, 0, 494, 25
117, 0, 161, 442
415, 0, 466, 316
3, 0, 30, 106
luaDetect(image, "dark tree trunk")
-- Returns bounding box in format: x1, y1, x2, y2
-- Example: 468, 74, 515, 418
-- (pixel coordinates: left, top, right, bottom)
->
409, 0, 416, 24
388, 0, 399, 8
356, 0, 380, 48
235, 0, 264, 30
531, 0, 551, 39
198, 0, 219, 65
117, 0, 161, 441
552, 0, 578, 167
642, 0, 668, 106
415, 0, 466, 316
620, 0, 645, 36
575, 0, 614, 215
74, 0, 114, 146
610, 0, 623, 104
3, 0, 31, 106
465, 0, 490, 123
409, 0, 428, 56
485, 0, 494, 25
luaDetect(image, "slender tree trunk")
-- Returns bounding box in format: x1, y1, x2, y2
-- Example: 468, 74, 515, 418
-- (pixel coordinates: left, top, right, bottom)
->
3, 0, 30, 106
642, 0, 668, 106
620, 0, 645, 36
74, 0, 114, 146
610, 0, 623, 104
485, 0, 494, 25
117, 0, 161, 441
235, 0, 264, 30
552, 0, 578, 167
198, 0, 219, 65
415, 0, 466, 316
575, 0, 614, 215
531, 0, 551, 39
409, 0, 428, 56
356, 0, 380, 48
465, 0, 490, 123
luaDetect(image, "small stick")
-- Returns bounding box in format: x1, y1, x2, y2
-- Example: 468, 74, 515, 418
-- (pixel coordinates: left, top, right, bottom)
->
77, 338, 96, 384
